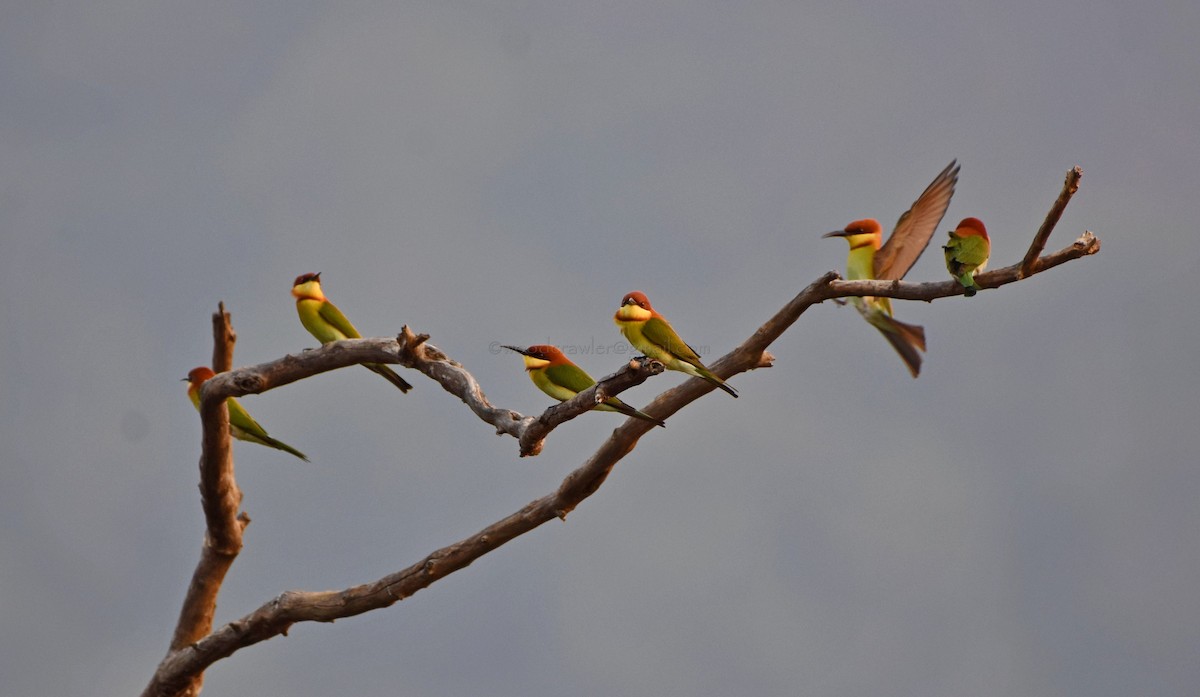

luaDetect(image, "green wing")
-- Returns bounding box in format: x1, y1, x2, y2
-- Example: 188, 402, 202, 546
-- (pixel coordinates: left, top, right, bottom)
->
318, 300, 361, 339
944, 238, 965, 276
545, 362, 598, 394
642, 316, 703, 364
546, 362, 667, 427
226, 397, 309, 460
226, 398, 270, 440
944, 234, 989, 274
956, 234, 989, 266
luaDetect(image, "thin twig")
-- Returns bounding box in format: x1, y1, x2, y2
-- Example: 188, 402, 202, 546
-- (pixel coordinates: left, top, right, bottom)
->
1020, 166, 1082, 276
210, 303, 235, 373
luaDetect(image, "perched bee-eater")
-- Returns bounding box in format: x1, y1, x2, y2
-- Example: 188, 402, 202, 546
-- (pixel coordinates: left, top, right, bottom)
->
614, 291, 737, 397
291, 272, 413, 393
503, 345, 666, 428
823, 160, 960, 378
184, 367, 309, 461
943, 217, 990, 297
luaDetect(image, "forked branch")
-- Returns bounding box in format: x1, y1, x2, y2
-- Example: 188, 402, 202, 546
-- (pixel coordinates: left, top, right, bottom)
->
1021, 166, 1082, 275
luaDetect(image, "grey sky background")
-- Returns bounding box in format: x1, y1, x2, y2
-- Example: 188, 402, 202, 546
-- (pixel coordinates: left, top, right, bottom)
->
2, 1, 1197, 695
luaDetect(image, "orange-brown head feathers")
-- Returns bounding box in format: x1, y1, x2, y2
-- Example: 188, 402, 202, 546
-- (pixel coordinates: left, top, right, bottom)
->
502, 344, 571, 371
621, 291, 653, 312
824, 218, 883, 239
186, 366, 216, 387
954, 217, 989, 239
524, 345, 569, 365
845, 219, 883, 236
184, 367, 216, 406
823, 220, 884, 253
615, 291, 657, 324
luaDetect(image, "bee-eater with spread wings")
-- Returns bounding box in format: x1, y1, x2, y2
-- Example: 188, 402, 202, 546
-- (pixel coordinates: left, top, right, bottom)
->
823, 160, 960, 377
291, 272, 413, 393
614, 291, 737, 397
503, 344, 666, 428
184, 367, 309, 461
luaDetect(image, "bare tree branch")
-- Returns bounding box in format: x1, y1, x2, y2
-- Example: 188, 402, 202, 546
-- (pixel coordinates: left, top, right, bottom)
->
159, 306, 243, 697
827, 230, 1100, 302
177, 326, 668, 459
209, 303, 236, 373
392, 327, 666, 456
1021, 166, 1083, 275
145, 166, 1101, 697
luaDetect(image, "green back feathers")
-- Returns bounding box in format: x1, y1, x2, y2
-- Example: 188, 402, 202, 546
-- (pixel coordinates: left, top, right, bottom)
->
297, 298, 360, 343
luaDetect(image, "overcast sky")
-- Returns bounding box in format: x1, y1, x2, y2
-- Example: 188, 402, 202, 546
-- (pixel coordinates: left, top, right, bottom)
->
3, 1, 1198, 695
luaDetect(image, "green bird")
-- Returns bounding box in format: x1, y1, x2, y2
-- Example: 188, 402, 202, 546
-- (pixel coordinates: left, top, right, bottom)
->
823, 160, 959, 378
944, 217, 991, 296
291, 272, 413, 393
614, 291, 737, 397
503, 344, 666, 427
185, 367, 309, 461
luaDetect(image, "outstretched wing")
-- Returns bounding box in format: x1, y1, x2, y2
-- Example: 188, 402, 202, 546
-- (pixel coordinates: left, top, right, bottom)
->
875, 160, 959, 280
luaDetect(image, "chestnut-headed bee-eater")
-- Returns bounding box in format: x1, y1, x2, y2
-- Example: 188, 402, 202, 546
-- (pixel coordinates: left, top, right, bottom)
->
944, 217, 990, 297
184, 367, 309, 461
503, 345, 666, 427
614, 291, 737, 397
823, 160, 959, 377
291, 272, 413, 393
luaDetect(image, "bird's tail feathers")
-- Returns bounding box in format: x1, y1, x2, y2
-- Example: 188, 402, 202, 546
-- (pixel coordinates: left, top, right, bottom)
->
689, 364, 738, 398
875, 315, 926, 378
241, 431, 309, 461
958, 273, 980, 296
614, 401, 667, 428
266, 437, 310, 462
365, 363, 414, 393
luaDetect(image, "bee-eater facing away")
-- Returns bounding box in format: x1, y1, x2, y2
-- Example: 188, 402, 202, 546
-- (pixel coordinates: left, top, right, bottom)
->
822, 160, 960, 378
291, 272, 413, 393
614, 291, 738, 397
944, 217, 990, 297
503, 345, 666, 428
185, 367, 309, 461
